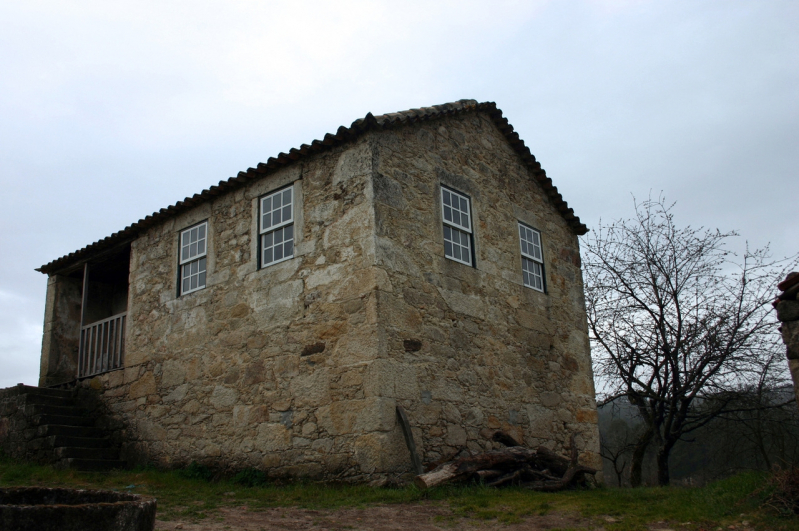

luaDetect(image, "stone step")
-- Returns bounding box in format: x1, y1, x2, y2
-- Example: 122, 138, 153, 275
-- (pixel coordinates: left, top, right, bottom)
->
31, 414, 95, 427
22, 393, 77, 408
43, 435, 112, 449
15, 384, 75, 399
36, 425, 105, 439
56, 458, 126, 471
24, 403, 88, 418
54, 447, 120, 460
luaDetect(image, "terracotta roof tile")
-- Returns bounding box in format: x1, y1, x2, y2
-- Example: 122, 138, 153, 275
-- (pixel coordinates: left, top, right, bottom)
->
37, 99, 587, 274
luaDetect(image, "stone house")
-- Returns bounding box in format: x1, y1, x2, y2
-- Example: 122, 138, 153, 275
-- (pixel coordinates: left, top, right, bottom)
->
36, 99, 601, 479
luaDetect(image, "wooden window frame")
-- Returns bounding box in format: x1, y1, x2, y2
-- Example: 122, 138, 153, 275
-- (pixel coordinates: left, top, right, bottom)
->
259, 186, 295, 268
518, 221, 545, 292
179, 221, 208, 295
441, 186, 474, 267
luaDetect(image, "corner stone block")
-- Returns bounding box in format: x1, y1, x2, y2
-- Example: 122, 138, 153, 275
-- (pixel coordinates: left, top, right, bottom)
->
363, 359, 419, 399
333, 267, 392, 301
353, 425, 410, 474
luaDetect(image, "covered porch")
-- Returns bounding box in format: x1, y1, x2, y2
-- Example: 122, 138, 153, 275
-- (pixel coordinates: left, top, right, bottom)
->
39, 243, 131, 387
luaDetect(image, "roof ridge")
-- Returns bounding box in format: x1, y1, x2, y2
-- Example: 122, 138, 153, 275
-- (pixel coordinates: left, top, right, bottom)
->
37, 99, 586, 274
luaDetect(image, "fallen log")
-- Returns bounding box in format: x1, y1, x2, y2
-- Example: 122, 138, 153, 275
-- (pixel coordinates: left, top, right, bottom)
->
415, 446, 537, 489
414, 434, 598, 491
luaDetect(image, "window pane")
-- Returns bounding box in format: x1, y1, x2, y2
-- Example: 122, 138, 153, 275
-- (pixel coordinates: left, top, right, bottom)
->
283, 189, 291, 206
272, 211, 281, 226
189, 242, 197, 257
285, 239, 293, 257
273, 192, 282, 208
462, 213, 469, 230
182, 247, 189, 261
275, 245, 284, 260
183, 278, 190, 293
283, 205, 291, 222
263, 196, 271, 213
197, 239, 205, 256
444, 241, 453, 257
444, 226, 451, 239
453, 244, 461, 261
274, 228, 284, 244
460, 197, 468, 213
263, 247, 273, 265
198, 271, 206, 287
452, 211, 460, 226
198, 224, 206, 239
443, 189, 451, 206
285, 224, 294, 240
198, 257, 206, 271
444, 206, 452, 222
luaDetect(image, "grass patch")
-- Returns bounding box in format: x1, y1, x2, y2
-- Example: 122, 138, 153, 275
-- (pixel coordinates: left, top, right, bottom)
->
0, 456, 796, 530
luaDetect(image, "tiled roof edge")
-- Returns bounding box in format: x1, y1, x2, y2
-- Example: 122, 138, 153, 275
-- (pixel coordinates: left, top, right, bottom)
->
37, 99, 587, 274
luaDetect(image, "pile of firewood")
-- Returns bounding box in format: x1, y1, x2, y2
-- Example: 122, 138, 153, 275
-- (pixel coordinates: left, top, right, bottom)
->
396, 406, 596, 491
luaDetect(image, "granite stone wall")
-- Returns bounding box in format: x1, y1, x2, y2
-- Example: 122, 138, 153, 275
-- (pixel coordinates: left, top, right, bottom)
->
369, 112, 601, 470
45, 110, 601, 479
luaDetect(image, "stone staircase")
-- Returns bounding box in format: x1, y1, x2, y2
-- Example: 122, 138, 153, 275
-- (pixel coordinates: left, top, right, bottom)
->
1, 384, 125, 471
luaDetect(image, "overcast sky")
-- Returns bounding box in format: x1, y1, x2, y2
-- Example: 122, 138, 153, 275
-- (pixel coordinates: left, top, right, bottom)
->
1, 0, 796, 388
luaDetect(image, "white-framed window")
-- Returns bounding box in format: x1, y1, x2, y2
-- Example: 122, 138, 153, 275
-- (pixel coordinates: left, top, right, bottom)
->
441, 187, 473, 266
260, 186, 294, 268
519, 222, 545, 292
180, 221, 208, 295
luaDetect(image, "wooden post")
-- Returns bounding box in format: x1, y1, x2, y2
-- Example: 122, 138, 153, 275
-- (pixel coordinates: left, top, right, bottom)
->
396, 405, 423, 475
77, 263, 90, 378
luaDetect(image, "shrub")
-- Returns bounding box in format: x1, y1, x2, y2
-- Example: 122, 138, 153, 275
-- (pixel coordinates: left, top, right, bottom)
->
179, 461, 214, 481
233, 468, 268, 488
764, 466, 799, 515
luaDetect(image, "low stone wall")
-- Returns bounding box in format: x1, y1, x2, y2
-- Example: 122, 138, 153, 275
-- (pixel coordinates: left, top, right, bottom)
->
0, 386, 38, 461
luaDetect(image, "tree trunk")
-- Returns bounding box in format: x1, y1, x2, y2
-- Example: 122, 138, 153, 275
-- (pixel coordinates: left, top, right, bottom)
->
656, 445, 670, 486
629, 426, 653, 487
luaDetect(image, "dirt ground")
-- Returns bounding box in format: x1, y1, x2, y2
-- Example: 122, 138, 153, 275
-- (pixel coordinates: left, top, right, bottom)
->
154, 503, 672, 531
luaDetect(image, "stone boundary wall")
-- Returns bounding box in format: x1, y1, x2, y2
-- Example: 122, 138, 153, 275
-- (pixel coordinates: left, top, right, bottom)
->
777, 272, 799, 408
0, 386, 40, 462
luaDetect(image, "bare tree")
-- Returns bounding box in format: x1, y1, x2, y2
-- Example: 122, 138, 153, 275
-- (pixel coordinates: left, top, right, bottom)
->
599, 417, 638, 487
583, 196, 793, 486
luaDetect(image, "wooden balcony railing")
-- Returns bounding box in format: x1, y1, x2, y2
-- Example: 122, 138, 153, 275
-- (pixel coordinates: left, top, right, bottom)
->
79, 312, 126, 378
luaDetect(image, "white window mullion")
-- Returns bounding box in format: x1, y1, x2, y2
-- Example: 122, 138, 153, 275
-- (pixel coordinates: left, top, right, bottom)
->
179, 221, 208, 295
260, 186, 295, 268
441, 187, 473, 266
518, 222, 545, 292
